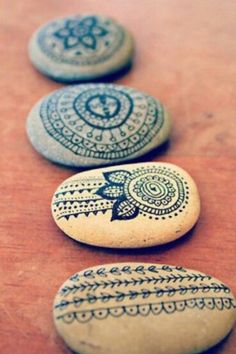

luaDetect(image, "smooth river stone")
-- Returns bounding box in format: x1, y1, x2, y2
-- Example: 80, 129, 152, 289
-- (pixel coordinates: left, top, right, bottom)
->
53, 262, 236, 354
28, 14, 134, 82
51, 162, 200, 248
26, 84, 171, 167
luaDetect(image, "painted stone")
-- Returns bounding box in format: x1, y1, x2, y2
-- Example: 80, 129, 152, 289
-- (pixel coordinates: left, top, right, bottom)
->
28, 14, 134, 82
51, 162, 200, 248
53, 262, 236, 354
26, 84, 171, 167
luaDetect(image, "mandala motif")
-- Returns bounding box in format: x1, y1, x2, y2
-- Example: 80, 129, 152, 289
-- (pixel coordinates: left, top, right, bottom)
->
73, 88, 133, 129
40, 85, 164, 161
96, 166, 188, 220
52, 165, 189, 222
37, 15, 125, 65
53, 16, 108, 51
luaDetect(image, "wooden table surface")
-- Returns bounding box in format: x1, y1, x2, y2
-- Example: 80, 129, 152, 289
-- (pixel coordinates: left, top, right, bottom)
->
1, 1, 236, 353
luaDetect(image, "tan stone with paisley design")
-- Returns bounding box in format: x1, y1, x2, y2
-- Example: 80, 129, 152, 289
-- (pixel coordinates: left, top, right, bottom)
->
51, 162, 200, 248
53, 263, 236, 354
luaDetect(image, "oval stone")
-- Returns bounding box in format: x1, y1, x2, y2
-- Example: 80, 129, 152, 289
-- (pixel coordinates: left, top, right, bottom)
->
26, 84, 171, 167
53, 263, 236, 354
51, 162, 200, 248
28, 14, 134, 82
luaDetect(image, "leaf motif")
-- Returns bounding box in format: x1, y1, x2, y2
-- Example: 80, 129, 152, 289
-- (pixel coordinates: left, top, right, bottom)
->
54, 28, 71, 38
100, 292, 112, 302
92, 26, 108, 37
162, 265, 173, 272
73, 297, 83, 307
83, 270, 94, 279
165, 286, 176, 297
135, 265, 145, 274
141, 289, 151, 299
87, 294, 97, 304
121, 265, 132, 274
80, 34, 96, 49
179, 286, 188, 295
111, 197, 139, 221
110, 267, 122, 276
96, 268, 107, 277
155, 288, 164, 297
66, 19, 78, 29
56, 299, 70, 309
80, 16, 96, 28
129, 291, 138, 300
201, 283, 211, 293
96, 184, 124, 200
189, 284, 198, 294
64, 36, 80, 49
103, 170, 131, 185
116, 291, 125, 302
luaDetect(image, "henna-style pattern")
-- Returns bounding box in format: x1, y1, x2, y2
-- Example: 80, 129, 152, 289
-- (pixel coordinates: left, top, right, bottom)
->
40, 85, 164, 163
56, 283, 230, 310
54, 264, 236, 325
52, 165, 189, 221
60, 274, 213, 297
56, 297, 236, 324
37, 16, 125, 66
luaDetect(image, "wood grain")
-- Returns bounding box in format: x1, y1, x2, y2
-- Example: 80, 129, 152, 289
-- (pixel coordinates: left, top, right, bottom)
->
0, 1, 236, 353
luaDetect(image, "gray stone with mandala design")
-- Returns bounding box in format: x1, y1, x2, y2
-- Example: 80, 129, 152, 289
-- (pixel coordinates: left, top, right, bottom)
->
26, 84, 171, 167
29, 14, 134, 82
53, 262, 236, 354
51, 162, 200, 248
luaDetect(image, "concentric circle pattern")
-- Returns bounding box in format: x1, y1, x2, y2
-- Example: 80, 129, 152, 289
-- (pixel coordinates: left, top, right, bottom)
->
39, 84, 164, 161
73, 87, 133, 129
124, 165, 189, 217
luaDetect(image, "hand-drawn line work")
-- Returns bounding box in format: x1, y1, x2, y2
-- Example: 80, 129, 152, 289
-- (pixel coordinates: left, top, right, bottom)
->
54, 265, 236, 324
53, 165, 189, 221
68, 264, 189, 281
37, 16, 125, 65
56, 283, 230, 310
55, 297, 236, 324
60, 273, 213, 297
40, 85, 164, 161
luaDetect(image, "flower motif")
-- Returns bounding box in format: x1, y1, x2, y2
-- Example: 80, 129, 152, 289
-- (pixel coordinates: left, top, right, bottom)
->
54, 16, 108, 50
96, 170, 139, 221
